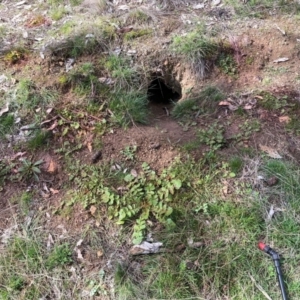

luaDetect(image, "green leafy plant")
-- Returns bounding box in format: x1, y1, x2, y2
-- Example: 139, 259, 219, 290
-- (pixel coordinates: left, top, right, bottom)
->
233, 119, 261, 142
18, 158, 43, 181
121, 145, 138, 161
197, 122, 226, 151
258, 91, 291, 111
46, 243, 73, 270
73, 162, 183, 244
216, 52, 237, 76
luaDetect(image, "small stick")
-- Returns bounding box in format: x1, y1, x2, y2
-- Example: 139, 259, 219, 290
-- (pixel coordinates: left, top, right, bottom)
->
275, 24, 286, 36
249, 274, 273, 300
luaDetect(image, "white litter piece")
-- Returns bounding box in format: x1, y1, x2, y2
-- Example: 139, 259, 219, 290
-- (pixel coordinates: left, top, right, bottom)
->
273, 57, 289, 63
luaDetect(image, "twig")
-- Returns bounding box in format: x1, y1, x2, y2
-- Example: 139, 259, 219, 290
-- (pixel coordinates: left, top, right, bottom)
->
249, 274, 273, 300
275, 24, 286, 36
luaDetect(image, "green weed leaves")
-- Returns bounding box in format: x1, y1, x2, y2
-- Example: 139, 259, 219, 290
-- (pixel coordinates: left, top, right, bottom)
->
74, 162, 183, 244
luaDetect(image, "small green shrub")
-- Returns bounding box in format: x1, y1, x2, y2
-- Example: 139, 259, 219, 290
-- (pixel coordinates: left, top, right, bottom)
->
66, 62, 106, 101
286, 115, 300, 135
121, 145, 138, 161
18, 158, 43, 182
14, 80, 58, 115
46, 243, 72, 270
233, 119, 261, 142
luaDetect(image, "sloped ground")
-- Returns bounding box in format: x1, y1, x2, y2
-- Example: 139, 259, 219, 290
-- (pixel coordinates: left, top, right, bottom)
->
1, 0, 300, 299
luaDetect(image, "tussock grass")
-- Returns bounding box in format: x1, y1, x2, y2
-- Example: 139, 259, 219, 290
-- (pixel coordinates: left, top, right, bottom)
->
171, 86, 224, 119
108, 90, 148, 126
172, 30, 219, 78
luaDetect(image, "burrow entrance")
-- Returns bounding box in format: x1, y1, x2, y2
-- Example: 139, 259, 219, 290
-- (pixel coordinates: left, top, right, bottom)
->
147, 74, 182, 104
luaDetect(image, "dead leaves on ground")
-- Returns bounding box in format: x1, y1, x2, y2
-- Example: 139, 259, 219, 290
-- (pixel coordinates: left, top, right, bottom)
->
259, 145, 282, 159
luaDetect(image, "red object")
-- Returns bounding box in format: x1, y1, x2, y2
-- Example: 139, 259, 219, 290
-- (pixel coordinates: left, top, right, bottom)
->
258, 242, 266, 251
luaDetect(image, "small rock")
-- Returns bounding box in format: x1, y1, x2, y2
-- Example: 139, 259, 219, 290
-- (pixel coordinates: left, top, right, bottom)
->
192, 3, 205, 9
273, 57, 289, 63
212, 0, 221, 6
22, 31, 28, 39
14, 0, 27, 7
149, 143, 161, 150
65, 58, 75, 72
127, 49, 137, 55
266, 176, 278, 186
0, 74, 8, 84
130, 241, 163, 255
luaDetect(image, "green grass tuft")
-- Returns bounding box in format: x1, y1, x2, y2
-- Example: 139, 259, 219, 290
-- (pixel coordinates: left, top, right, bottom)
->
0, 114, 14, 137
108, 90, 148, 126
27, 130, 51, 150
172, 30, 219, 78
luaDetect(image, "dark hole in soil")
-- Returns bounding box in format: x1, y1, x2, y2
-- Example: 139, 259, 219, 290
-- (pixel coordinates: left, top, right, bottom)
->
147, 78, 181, 104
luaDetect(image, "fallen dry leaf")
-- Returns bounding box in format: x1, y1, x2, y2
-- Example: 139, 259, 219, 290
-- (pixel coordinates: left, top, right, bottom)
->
11, 152, 26, 160
244, 104, 253, 110
47, 120, 58, 131
87, 142, 92, 152
47, 233, 54, 251
90, 205, 97, 216
0, 103, 9, 117
254, 95, 264, 100
47, 159, 57, 173
259, 145, 282, 159
46, 108, 53, 114
131, 169, 138, 177
49, 188, 59, 195
219, 101, 231, 106
76, 249, 84, 260
279, 116, 291, 124
97, 250, 104, 257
